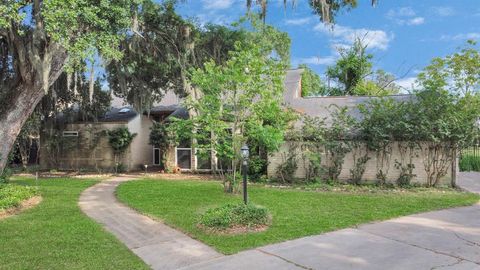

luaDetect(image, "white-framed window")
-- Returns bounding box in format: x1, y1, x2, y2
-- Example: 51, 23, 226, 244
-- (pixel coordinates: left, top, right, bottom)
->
175, 138, 192, 170
62, 131, 78, 137
195, 149, 212, 170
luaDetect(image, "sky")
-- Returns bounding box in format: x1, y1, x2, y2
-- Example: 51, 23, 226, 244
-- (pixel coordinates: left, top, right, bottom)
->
176, 0, 480, 90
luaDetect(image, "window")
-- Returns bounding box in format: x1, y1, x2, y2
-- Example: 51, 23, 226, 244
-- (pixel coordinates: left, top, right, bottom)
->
176, 149, 192, 169
153, 148, 160, 165
176, 138, 192, 170
119, 108, 130, 114
216, 155, 233, 171
196, 150, 212, 170
62, 131, 78, 137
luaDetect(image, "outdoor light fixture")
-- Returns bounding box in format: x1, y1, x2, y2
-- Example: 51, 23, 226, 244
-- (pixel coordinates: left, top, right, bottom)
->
241, 144, 250, 162
241, 144, 249, 204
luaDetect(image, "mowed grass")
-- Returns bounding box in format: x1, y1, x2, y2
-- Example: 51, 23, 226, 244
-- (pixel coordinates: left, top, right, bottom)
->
0, 177, 148, 270
117, 179, 480, 254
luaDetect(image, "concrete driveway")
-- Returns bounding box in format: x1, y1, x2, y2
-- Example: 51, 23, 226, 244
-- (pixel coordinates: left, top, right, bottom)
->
182, 173, 480, 270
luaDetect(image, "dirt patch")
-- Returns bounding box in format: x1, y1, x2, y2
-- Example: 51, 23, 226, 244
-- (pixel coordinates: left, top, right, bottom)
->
198, 223, 270, 235
139, 173, 217, 181
0, 196, 42, 220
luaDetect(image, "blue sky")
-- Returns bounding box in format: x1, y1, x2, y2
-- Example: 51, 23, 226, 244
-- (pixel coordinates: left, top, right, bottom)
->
176, 0, 480, 90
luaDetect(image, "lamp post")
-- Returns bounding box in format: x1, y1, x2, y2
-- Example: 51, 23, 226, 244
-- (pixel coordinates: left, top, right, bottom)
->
241, 144, 249, 205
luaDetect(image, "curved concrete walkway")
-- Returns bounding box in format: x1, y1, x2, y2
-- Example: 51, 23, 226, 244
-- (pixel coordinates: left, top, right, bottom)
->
80, 174, 480, 270
78, 177, 221, 270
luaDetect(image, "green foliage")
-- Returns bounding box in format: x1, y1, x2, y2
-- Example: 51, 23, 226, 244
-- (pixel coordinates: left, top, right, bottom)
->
199, 203, 269, 230
247, 155, 268, 181
308, 0, 358, 23
350, 144, 370, 185
394, 160, 415, 187
299, 64, 327, 97
276, 143, 298, 183
327, 39, 373, 95
107, 1, 195, 112
459, 155, 480, 172
353, 70, 401, 96
0, 184, 37, 210
108, 127, 137, 155
0, 167, 12, 184
42, 72, 111, 122
149, 122, 176, 169
173, 25, 293, 185
300, 116, 326, 181
417, 40, 480, 96
323, 107, 356, 182
14, 112, 42, 168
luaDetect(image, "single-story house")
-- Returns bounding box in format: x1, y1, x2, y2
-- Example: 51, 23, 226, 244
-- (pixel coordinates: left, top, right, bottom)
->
39, 69, 457, 185
267, 69, 457, 186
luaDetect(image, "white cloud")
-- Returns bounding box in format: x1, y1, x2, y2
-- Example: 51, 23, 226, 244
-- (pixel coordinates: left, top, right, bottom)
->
314, 23, 394, 50
407, 17, 425, 26
202, 0, 234, 10
387, 7, 416, 18
294, 56, 336, 66
285, 17, 313, 26
396, 77, 418, 91
432, 6, 455, 17
441, 32, 480, 41
386, 7, 424, 26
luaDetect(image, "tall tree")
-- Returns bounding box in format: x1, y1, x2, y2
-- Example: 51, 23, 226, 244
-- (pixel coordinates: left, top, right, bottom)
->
326, 38, 373, 95
0, 0, 135, 171
299, 64, 327, 97
417, 40, 480, 96
0, 0, 371, 174
107, 1, 196, 112
171, 37, 293, 190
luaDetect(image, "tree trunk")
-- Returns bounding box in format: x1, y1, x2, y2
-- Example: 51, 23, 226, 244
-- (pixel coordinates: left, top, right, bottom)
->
0, 52, 67, 173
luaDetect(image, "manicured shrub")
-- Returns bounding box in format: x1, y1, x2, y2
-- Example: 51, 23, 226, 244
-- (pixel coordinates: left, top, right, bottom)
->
0, 184, 37, 210
460, 155, 480, 172
200, 203, 269, 230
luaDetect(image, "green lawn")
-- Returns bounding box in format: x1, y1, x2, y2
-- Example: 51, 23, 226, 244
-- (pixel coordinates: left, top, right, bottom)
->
117, 179, 480, 254
0, 177, 148, 270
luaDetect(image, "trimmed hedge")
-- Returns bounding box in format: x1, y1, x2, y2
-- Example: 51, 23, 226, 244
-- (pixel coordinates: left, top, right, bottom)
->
459, 155, 480, 172
200, 203, 269, 229
0, 184, 37, 210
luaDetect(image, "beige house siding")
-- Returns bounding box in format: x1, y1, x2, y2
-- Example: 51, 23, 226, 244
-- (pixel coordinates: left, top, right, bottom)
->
127, 115, 155, 169
267, 141, 455, 186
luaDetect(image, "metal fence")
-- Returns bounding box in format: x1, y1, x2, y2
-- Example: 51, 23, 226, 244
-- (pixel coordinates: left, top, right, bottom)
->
460, 142, 480, 158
